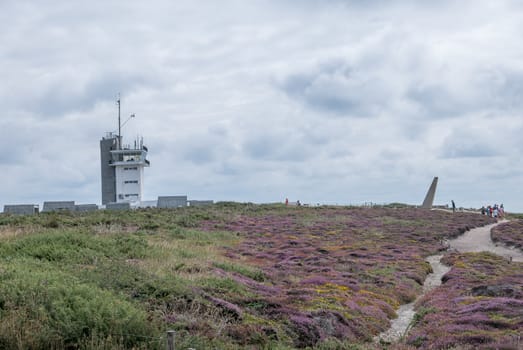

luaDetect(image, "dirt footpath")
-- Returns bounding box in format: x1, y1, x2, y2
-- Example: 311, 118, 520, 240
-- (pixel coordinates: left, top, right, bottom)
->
376, 255, 450, 342
449, 221, 523, 262
377, 220, 523, 343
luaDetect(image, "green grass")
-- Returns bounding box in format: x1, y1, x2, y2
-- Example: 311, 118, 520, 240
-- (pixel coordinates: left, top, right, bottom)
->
0, 258, 154, 349
213, 261, 266, 282
0, 207, 251, 349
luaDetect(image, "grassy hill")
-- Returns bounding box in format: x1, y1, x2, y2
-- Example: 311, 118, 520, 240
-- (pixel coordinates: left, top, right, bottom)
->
0, 204, 520, 349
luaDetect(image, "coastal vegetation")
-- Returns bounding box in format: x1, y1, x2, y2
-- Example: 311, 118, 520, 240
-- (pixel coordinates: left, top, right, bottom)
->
0, 204, 520, 349
408, 252, 522, 349
491, 219, 523, 250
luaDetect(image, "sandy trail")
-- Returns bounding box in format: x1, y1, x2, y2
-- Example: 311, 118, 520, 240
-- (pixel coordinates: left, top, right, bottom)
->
376, 255, 450, 342
376, 220, 523, 343
449, 220, 523, 262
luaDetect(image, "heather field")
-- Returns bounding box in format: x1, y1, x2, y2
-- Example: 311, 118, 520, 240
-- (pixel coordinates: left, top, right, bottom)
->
0, 203, 514, 350
407, 252, 523, 349
491, 220, 523, 250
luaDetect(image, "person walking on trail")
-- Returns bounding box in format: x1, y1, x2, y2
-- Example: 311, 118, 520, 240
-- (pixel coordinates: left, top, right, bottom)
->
451, 200, 456, 213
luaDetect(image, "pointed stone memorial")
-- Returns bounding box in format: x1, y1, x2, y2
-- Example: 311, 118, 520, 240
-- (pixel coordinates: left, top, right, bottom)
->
421, 177, 438, 209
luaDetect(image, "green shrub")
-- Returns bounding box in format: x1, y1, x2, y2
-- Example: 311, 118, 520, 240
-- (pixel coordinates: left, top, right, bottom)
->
411, 306, 437, 327
213, 261, 266, 282
175, 215, 200, 228
0, 259, 156, 349
79, 260, 190, 301
201, 277, 248, 295
1, 231, 150, 264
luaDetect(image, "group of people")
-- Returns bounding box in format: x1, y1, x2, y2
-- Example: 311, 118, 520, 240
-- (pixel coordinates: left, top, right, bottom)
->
481, 203, 504, 218
284, 198, 301, 206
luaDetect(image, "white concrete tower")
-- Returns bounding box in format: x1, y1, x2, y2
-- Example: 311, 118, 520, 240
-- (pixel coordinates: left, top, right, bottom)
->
100, 97, 150, 205
110, 137, 150, 203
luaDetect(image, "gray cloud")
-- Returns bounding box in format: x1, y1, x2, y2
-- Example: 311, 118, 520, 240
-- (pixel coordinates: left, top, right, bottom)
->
244, 135, 310, 162
438, 123, 506, 159
2, 0, 523, 211
30, 73, 149, 118
183, 145, 217, 165
279, 60, 390, 117
440, 141, 498, 159
490, 70, 523, 111
407, 68, 523, 120
407, 83, 470, 119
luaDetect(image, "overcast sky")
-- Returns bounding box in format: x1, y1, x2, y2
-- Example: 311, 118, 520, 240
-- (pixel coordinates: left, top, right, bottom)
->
1, 0, 523, 212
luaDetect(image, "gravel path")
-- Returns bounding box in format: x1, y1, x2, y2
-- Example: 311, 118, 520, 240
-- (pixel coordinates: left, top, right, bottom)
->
376, 255, 450, 342
449, 220, 523, 262
376, 220, 523, 343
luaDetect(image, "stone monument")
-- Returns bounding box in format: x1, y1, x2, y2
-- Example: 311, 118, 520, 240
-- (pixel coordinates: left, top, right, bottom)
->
421, 177, 438, 209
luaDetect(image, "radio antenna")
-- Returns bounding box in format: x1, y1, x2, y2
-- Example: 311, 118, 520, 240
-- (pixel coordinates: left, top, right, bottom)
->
117, 93, 121, 150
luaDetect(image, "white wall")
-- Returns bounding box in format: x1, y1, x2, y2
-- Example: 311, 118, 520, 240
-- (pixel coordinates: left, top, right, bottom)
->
115, 165, 143, 203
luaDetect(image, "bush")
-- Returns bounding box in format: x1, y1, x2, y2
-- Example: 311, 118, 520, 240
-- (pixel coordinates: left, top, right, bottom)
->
213, 261, 266, 282
1, 231, 150, 264
0, 259, 156, 349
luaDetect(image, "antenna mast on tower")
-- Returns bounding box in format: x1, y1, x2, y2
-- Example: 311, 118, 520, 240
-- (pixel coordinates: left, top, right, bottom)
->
117, 94, 121, 150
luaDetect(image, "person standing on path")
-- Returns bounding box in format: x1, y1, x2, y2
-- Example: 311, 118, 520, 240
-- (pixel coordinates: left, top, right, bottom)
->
451, 200, 456, 212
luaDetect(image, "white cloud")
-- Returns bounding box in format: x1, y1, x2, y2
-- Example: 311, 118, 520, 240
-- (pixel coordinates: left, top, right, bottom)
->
1, 0, 523, 211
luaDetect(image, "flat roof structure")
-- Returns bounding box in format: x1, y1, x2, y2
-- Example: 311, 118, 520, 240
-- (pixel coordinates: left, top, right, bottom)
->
3, 204, 39, 215
158, 196, 188, 208
42, 201, 75, 212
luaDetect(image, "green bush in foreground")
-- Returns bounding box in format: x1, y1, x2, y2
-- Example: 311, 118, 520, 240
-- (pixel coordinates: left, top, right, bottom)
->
0, 230, 148, 263
0, 259, 156, 349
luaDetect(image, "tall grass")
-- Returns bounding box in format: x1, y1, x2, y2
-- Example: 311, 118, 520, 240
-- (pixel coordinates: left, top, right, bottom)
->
0, 258, 155, 349
0, 208, 247, 349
